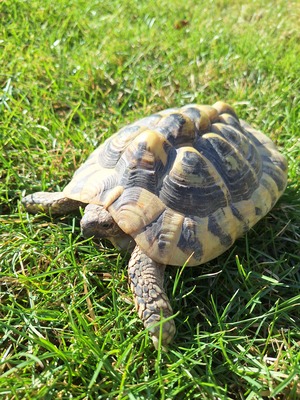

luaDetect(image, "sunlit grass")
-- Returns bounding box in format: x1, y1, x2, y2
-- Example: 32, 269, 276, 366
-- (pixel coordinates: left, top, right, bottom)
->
1, 0, 299, 398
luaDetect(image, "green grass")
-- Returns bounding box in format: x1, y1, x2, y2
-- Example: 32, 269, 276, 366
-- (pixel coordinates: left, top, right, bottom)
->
1, 0, 300, 398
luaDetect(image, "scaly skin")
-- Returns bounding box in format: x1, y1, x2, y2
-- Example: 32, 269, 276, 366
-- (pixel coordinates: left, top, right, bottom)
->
128, 245, 176, 349
22, 192, 83, 215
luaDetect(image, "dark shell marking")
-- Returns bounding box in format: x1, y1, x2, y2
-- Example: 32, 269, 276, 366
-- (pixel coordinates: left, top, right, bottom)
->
177, 217, 203, 262
159, 149, 229, 217
63, 101, 288, 266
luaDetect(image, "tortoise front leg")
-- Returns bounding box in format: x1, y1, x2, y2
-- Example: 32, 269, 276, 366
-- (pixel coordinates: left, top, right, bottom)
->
22, 192, 83, 215
128, 245, 176, 349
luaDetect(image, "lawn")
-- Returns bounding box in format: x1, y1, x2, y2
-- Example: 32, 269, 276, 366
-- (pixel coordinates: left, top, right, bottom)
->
1, 0, 300, 399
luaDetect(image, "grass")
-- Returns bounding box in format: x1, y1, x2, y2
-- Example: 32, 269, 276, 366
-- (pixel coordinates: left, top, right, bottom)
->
1, 0, 300, 398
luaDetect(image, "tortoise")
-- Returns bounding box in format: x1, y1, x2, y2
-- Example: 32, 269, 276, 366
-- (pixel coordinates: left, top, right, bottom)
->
22, 101, 288, 348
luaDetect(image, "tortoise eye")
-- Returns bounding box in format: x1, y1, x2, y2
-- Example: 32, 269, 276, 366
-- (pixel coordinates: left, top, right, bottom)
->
102, 223, 112, 229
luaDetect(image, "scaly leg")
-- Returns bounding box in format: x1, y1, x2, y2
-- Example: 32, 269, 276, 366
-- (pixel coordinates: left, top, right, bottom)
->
128, 245, 176, 349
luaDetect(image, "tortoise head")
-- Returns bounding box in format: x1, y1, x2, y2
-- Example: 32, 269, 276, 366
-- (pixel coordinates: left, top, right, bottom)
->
81, 203, 133, 250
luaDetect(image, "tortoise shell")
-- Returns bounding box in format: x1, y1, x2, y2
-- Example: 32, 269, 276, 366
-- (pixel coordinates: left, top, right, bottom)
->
63, 101, 287, 266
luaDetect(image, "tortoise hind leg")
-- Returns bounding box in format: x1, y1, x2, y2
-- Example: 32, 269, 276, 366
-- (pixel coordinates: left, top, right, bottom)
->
128, 245, 176, 349
22, 192, 83, 215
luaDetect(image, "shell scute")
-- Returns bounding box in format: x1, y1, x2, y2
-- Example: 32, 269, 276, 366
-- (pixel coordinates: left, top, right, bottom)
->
119, 130, 175, 194
99, 125, 144, 169
181, 106, 212, 133
134, 210, 184, 265
213, 101, 239, 119
159, 147, 229, 217
156, 112, 196, 146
